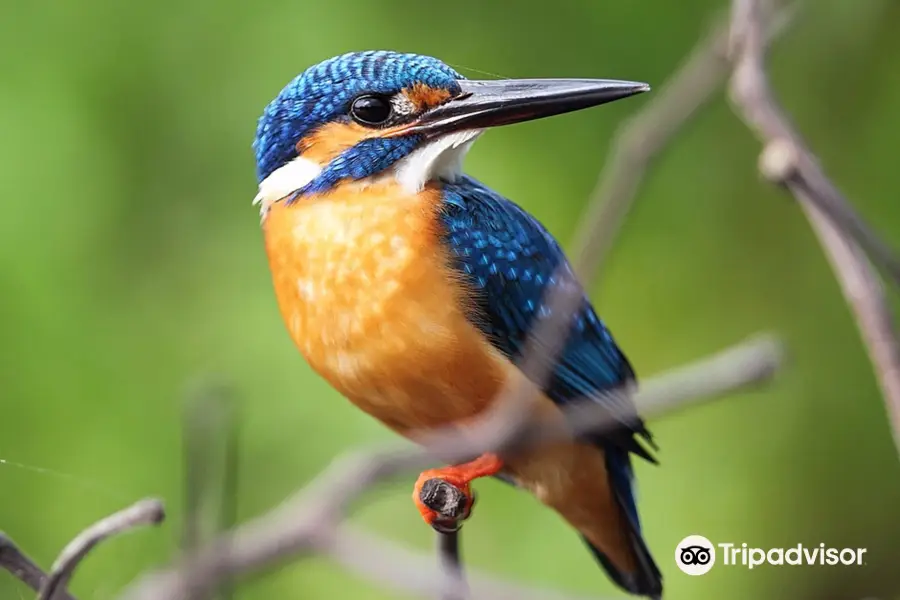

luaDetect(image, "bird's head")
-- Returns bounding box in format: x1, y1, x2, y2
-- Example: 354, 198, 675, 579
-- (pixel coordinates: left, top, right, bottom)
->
252, 50, 648, 214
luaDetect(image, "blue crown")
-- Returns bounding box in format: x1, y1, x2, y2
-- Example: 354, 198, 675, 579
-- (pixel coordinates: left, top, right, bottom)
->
253, 51, 464, 182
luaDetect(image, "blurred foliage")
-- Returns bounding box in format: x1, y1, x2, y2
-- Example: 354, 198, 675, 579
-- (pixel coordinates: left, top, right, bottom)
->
2, 0, 900, 598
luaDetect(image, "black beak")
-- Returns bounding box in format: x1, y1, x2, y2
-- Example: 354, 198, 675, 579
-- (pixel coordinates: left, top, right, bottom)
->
394, 78, 650, 137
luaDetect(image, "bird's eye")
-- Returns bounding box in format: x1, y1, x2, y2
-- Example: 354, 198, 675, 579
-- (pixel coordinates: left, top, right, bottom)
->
350, 95, 393, 126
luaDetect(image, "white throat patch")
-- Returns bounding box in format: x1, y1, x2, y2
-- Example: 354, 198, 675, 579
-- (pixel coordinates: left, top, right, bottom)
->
252, 129, 482, 218
252, 156, 323, 217
391, 129, 482, 193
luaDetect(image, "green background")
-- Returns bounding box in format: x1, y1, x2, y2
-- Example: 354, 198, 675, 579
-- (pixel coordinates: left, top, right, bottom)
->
3, 0, 900, 598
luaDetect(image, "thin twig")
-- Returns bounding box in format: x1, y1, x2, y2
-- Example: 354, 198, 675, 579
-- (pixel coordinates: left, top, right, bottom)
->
0, 534, 76, 600
182, 378, 240, 600
801, 204, 900, 448
727, 0, 900, 456
38, 499, 165, 600
570, 15, 731, 276
570, 7, 794, 280
728, 0, 900, 285
436, 531, 467, 600
117, 334, 782, 600
327, 526, 607, 600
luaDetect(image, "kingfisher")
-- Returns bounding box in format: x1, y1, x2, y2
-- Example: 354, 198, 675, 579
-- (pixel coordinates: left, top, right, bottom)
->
252, 51, 661, 597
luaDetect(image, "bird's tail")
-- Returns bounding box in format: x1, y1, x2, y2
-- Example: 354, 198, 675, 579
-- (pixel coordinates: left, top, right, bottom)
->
584, 446, 662, 598
502, 441, 662, 597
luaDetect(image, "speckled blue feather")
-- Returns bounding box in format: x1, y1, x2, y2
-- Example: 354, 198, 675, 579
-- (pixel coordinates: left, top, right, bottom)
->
440, 176, 642, 423
253, 51, 463, 183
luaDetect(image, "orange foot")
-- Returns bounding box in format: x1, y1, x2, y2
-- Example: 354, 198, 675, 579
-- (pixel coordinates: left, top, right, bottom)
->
413, 453, 504, 533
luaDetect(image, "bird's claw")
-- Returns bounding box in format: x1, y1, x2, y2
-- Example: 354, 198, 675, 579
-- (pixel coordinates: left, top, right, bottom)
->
412, 454, 502, 532
414, 475, 476, 533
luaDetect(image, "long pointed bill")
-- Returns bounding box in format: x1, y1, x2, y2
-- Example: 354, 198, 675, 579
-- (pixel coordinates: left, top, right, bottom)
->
392, 78, 650, 137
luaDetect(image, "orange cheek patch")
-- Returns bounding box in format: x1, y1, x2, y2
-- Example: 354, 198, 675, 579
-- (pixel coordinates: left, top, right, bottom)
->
297, 120, 417, 163
402, 83, 453, 111
296, 121, 374, 164
297, 123, 422, 157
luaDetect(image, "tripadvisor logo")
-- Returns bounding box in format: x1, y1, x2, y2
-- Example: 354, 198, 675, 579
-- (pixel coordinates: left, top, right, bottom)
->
719, 542, 867, 569
675, 535, 867, 574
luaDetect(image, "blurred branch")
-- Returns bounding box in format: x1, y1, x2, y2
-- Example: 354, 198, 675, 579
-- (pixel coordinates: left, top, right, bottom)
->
436, 530, 466, 600
118, 334, 782, 600
0, 533, 76, 600
326, 526, 602, 600
728, 0, 900, 286
182, 378, 240, 600
39, 499, 165, 600
570, 15, 731, 274
571, 7, 793, 277
0, 500, 163, 600
727, 0, 900, 456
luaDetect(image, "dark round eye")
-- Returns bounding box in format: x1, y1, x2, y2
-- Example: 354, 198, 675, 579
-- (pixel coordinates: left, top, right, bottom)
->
350, 95, 393, 126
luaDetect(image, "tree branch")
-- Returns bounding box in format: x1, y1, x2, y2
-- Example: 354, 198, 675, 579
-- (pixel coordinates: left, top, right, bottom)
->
570, 15, 731, 276
727, 0, 900, 456
38, 499, 165, 600
435, 529, 467, 600
182, 378, 240, 600
117, 334, 782, 600
327, 526, 605, 600
570, 7, 795, 279
0, 500, 164, 600
0, 533, 76, 600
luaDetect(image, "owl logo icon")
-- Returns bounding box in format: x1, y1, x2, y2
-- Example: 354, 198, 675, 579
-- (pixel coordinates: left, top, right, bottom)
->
676, 535, 716, 575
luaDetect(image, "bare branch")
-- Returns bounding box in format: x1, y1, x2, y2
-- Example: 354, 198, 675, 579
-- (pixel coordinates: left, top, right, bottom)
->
39, 499, 165, 600
436, 531, 467, 600
117, 334, 782, 600
800, 205, 900, 449
326, 526, 609, 600
739, 5, 900, 283
728, 0, 900, 284
570, 16, 731, 276
571, 7, 794, 279
727, 0, 900, 456
0, 533, 76, 600
182, 378, 240, 600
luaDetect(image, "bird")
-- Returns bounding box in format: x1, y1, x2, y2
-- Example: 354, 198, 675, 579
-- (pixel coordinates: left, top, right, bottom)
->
251, 50, 662, 597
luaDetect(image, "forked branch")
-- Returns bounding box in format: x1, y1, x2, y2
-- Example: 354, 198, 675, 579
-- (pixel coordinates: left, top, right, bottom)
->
727, 0, 900, 456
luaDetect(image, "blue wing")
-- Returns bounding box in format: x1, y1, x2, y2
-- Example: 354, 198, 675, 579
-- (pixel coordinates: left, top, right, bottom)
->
439, 175, 655, 460
439, 176, 662, 596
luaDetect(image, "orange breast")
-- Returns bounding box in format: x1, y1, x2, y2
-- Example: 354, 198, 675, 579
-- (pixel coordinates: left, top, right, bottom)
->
262, 181, 508, 432
262, 184, 637, 572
